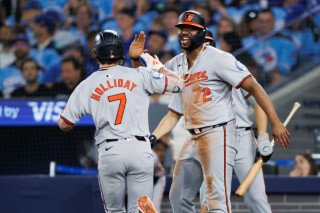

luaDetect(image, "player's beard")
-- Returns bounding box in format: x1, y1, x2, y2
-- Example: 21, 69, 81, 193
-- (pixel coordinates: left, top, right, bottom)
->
179, 39, 201, 51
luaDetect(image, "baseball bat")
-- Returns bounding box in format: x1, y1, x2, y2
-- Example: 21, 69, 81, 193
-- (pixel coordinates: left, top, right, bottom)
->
235, 102, 301, 197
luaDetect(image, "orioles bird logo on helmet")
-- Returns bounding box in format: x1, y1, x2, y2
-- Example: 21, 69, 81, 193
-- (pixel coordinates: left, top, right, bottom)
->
184, 13, 195, 21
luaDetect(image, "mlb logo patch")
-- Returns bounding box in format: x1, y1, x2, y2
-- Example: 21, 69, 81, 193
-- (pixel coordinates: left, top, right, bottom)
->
151, 71, 164, 79
235, 61, 246, 71
106, 74, 113, 78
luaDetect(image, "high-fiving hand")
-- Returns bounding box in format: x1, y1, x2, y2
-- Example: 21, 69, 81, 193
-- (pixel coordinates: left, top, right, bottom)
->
140, 53, 164, 72
129, 31, 147, 60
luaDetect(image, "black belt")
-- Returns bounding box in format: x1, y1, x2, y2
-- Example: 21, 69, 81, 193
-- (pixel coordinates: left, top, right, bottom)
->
106, 136, 146, 142
188, 122, 228, 135
237, 126, 252, 131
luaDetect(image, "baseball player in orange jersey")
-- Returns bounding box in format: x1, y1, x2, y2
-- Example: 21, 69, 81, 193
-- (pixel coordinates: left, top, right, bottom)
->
130, 10, 290, 212
199, 33, 273, 213
58, 30, 184, 213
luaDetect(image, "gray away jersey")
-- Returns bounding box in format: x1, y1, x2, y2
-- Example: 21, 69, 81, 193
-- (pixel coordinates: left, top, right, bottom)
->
166, 46, 252, 129
61, 65, 168, 145
232, 87, 256, 128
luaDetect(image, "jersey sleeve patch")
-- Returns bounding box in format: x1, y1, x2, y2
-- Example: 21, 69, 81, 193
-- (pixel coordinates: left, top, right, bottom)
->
150, 71, 164, 79
235, 60, 247, 71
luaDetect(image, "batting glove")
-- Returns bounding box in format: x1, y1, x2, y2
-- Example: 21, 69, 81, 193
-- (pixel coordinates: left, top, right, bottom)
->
256, 133, 273, 162
140, 53, 164, 72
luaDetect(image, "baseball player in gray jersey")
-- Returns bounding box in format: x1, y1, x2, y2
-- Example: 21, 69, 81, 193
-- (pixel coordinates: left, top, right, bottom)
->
58, 30, 183, 213
129, 10, 290, 213
198, 32, 273, 213
200, 87, 273, 213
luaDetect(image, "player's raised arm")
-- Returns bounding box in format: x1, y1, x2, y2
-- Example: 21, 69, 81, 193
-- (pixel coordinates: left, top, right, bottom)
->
240, 77, 291, 149
140, 53, 184, 93
129, 31, 147, 68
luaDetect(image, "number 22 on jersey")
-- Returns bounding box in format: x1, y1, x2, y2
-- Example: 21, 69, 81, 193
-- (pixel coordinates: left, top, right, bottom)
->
108, 93, 126, 125
193, 87, 212, 103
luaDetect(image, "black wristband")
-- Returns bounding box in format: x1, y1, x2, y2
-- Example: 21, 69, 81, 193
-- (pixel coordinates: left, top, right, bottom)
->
149, 134, 157, 144
255, 149, 273, 163
130, 57, 140, 61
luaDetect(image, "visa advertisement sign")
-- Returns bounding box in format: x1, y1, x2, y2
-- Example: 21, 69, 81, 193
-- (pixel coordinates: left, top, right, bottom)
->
0, 100, 94, 126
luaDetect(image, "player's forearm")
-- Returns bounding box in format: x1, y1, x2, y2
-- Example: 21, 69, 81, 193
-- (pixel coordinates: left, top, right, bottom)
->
159, 67, 184, 93
153, 111, 181, 139
253, 103, 267, 135
241, 79, 280, 126
159, 67, 180, 81
131, 59, 143, 68
58, 117, 73, 132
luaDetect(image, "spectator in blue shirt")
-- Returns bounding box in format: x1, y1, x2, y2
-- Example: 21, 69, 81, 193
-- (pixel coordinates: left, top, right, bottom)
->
191, 2, 217, 38
44, 9, 77, 50
116, 8, 138, 67
49, 56, 84, 99
99, 0, 132, 33
238, 10, 259, 39
135, 0, 158, 32
147, 30, 168, 57
0, 25, 16, 68
216, 16, 237, 48
21, 0, 43, 46
85, 30, 99, 76
242, 8, 298, 86
31, 12, 61, 54
284, 4, 320, 65
221, 31, 259, 80
11, 58, 51, 98
68, 2, 96, 46
0, 65, 25, 99
43, 44, 85, 85
7, 34, 60, 79
163, 7, 181, 54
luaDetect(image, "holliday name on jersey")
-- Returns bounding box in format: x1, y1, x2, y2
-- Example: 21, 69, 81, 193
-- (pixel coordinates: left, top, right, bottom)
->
91, 79, 137, 101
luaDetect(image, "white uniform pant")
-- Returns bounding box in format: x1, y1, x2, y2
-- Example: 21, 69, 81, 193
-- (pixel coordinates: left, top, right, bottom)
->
200, 129, 272, 213
234, 129, 272, 213
169, 120, 238, 213
97, 139, 154, 213
153, 175, 166, 212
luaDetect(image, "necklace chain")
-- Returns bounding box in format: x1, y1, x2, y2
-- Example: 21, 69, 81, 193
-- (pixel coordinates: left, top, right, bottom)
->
182, 45, 205, 82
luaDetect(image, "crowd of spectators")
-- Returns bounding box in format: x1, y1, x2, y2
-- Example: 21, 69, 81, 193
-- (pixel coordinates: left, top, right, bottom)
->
0, 0, 320, 99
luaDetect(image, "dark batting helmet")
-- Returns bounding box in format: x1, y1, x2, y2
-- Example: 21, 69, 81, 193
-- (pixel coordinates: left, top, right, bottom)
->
205, 28, 216, 47
94, 30, 125, 61
175, 10, 206, 49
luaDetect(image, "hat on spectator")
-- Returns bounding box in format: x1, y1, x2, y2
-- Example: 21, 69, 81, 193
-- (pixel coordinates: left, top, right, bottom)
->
33, 13, 56, 34
43, 9, 62, 23
14, 34, 29, 44
148, 30, 168, 42
245, 10, 258, 22
286, 4, 304, 22
22, 1, 42, 10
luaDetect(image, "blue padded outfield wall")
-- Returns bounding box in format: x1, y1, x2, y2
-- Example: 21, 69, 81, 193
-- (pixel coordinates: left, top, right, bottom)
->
1, 175, 320, 213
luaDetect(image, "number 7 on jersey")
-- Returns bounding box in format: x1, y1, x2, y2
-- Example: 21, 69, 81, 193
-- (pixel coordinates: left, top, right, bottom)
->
108, 93, 127, 125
